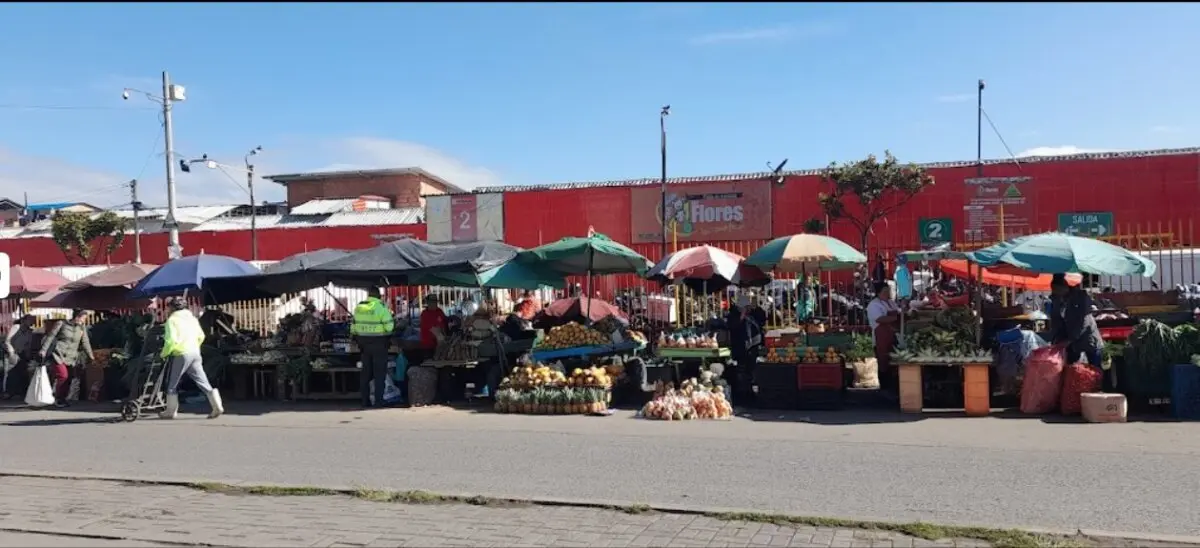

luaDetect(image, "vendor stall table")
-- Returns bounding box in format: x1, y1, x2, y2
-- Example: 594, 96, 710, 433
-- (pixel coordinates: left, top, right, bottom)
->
654, 347, 730, 388
898, 362, 990, 416
530, 340, 640, 362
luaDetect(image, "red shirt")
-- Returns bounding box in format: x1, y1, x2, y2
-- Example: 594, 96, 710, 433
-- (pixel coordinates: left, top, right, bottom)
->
419, 307, 447, 349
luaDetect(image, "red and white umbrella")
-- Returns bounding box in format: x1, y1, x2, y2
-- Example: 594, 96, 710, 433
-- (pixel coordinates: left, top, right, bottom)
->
646, 245, 770, 293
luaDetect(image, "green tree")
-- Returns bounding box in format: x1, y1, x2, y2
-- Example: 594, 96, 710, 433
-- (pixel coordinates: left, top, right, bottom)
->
802, 217, 826, 235
817, 151, 934, 250
50, 211, 128, 264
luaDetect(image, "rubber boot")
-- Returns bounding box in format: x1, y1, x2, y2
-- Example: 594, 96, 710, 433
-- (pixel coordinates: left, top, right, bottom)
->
159, 394, 179, 419
206, 389, 224, 419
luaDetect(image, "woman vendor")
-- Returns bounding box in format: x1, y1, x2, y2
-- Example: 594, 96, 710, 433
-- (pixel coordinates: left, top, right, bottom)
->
866, 282, 901, 395
1049, 274, 1104, 369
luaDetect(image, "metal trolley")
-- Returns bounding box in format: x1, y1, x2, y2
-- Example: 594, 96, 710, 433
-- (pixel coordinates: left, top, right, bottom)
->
120, 325, 169, 422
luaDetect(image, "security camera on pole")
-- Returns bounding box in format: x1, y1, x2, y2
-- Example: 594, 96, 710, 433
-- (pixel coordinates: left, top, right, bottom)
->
180, 148, 263, 260
124, 71, 187, 260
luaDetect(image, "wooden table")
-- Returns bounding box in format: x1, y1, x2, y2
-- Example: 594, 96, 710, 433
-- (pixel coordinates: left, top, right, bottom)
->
898, 362, 990, 416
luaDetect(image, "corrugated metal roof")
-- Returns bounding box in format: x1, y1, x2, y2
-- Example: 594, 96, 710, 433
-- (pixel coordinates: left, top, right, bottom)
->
289, 199, 358, 215
323, 208, 423, 226
262, 167, 465, 193
467, 146, 1200, 194
190, 208, 423, 232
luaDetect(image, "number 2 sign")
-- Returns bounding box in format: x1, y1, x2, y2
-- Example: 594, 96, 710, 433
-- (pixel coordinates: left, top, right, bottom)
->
450, 195, 478, 242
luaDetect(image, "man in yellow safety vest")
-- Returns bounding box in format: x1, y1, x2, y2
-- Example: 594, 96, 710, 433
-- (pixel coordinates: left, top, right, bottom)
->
351, 287, 395, 407
160, 298, 224, 419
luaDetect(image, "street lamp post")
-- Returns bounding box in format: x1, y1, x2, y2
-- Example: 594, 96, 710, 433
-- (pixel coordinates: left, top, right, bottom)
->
659, 105, 670, 260
181, 149, 262, 261
124, 71, 186, 259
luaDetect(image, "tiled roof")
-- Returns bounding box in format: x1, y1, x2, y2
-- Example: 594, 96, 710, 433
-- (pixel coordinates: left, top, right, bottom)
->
469, 146, 1200, 194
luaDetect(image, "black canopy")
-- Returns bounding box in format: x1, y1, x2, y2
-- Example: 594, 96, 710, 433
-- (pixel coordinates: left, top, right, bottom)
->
310, 239, 521, 286
203, 249, 352, 305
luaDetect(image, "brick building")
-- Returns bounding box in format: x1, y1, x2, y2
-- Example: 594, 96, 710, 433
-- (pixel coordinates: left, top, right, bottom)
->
263, 167, 464, 209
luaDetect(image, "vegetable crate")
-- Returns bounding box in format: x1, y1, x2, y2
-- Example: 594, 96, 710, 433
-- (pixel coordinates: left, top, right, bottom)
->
1170, 364, 1200, 420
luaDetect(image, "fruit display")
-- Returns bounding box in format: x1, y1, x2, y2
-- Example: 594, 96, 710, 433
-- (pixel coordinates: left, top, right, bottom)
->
230, 350, 289, 364
657, 332, 720, 349
566, 365, 623, 388
502, 365, 567, 390
433, 333, 479, 362
766, 346, 842, 364
592, 315, 626, 335
628, 330, 648, 345
537, 322, 610, 350
493, 386, 609, 415
641, 376, 733, 420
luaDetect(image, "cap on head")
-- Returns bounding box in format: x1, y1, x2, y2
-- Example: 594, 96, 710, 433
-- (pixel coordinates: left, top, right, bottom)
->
168, 297, 188, 311
367, 286, 382, 298
72, 308, 87, 320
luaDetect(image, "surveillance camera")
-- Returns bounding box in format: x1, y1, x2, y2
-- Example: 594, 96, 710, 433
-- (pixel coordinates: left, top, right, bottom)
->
122, 90, 130, 100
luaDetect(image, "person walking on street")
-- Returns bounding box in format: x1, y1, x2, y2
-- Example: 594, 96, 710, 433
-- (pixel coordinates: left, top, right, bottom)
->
3, 314, 35, 400
160, 298, 223, 419
351, 287, 395, 408
38, 309, 94, 408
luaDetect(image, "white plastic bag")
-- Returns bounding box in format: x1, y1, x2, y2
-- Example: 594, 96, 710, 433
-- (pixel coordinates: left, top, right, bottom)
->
369, 376, 403, 406
25, 365, 55, 407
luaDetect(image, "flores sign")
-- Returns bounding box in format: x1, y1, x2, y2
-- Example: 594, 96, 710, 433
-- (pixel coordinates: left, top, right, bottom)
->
630, 180, 772, 243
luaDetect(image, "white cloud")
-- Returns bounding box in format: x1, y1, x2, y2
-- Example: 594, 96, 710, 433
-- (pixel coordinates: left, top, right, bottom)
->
689, 22, 838, 46
0, 137, 503, 209
1149, 125, 1183, 134
935, 94, 973, 103
1016, 146, 1123, 158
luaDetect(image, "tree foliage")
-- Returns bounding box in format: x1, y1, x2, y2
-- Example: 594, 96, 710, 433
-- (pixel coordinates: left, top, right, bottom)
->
817, 151, 934, 249
50, 211, 128, 264
802, 217, 826, 234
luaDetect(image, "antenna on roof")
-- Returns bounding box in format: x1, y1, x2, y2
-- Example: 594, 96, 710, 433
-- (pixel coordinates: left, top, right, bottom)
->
767, 158, 789, 185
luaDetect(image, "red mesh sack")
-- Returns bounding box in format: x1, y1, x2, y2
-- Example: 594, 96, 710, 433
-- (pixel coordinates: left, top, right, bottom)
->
1020, 347, 1065, 414
1059, 363, 1103, 415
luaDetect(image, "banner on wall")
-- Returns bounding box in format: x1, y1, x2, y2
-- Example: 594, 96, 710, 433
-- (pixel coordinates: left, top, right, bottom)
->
630, 180, 772, 243
962, 176, 1035, 242
425, 193, 505, 243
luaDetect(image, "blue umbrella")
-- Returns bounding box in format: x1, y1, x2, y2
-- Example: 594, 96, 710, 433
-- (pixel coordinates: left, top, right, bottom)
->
129, 255, 261, 298
971, 232, 1157, 277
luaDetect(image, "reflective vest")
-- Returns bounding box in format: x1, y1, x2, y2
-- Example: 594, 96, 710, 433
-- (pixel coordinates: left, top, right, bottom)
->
162, 309, 206, 358
351, 297, 394, 337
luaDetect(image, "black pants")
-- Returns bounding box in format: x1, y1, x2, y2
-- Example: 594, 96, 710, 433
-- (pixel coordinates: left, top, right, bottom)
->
3, 357, 30, 398
358, 337, 390, 407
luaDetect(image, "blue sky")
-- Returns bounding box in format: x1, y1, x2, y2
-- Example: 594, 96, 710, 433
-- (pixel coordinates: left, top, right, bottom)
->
1, 2, 1197, 207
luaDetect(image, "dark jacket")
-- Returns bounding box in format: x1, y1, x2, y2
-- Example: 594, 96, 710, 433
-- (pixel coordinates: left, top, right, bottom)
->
40, 320, 94, 366
726, 306, 763, 361
1050, 288, 1103, 355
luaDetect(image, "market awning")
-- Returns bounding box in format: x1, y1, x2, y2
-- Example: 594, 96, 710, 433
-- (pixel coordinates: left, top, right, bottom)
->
310, 240, 523, 286
938, 259, 1082, 291
203, 250, 352, 305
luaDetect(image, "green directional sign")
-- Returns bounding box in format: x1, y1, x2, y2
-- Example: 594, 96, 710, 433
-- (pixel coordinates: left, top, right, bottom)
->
1058, 212, 1114, 238
919, 218, 953, 246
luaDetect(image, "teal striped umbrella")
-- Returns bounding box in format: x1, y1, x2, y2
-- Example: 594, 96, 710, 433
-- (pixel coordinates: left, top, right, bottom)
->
745, 234, 867, 273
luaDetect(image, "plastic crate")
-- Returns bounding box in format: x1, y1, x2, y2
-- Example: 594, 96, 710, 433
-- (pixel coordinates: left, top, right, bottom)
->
797, 388, 844, 410
755, 363, 799, 388
1170, 364, 1200, 420
797, 363, 844, 390
1099, 326, 1134, 341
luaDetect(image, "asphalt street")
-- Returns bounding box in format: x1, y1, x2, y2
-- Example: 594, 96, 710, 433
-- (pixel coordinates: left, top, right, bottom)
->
0, 531, 166, 546
2, 403, 1198, 538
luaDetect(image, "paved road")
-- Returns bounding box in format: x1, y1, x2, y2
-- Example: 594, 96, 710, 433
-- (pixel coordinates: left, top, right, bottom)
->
2, 403, 1199, 538
0, 531, 166, 546
1, 476, 992, 548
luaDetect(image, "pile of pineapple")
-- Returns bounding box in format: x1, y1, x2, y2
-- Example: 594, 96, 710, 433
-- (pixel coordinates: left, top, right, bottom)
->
537, 322, 610, 350
567, 365, 622, 388
494, 386, 609, 415
502, 365, 566, 390
765, 346, 842, 364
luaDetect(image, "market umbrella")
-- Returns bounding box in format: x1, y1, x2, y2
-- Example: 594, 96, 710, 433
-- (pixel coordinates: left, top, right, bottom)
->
518, 231, 652, 276
129, 255, 260, 298
311, 239, 521, 286
31, 263, 158, 310
8, 266, 69, 296
971, 232, 1157, 277
646, 245, 769, 294
540, 297, 626, 324
744, 234, 867, 273
411, 260, 566, 290
938, 259, 1081, 291
203, 249, 352, 304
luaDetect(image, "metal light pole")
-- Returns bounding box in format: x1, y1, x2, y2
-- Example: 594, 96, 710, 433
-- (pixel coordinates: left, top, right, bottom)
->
124, 71, 186, 259
129, 179, 142, 263
976, 79, 985, 177
245, 146, 262, 261
659, 105, 670, 259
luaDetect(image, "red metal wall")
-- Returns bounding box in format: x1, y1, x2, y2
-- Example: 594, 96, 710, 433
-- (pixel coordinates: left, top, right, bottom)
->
0, 224, 427, 268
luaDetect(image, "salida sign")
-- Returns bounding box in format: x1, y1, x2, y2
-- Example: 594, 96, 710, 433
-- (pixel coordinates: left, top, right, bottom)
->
630, 180, 772, 243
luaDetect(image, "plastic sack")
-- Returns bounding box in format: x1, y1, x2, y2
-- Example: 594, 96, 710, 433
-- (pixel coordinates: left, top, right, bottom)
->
25, 365, 55, 407
392, 353, 409, 383
1020, 347, 1065, 414
1060, 364, 1103, 415
369, 376, 403, 406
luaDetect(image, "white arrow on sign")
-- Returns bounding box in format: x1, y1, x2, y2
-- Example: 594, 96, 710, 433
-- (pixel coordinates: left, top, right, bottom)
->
1095, 224, 1107, 236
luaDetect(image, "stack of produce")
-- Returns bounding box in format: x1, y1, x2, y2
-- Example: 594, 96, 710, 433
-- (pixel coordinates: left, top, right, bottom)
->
537, 322, 610, 350
766, 346, 841, 364
566, 365, 619, 389
502, 365, 567, 390
493, 386, 609, 414
592, 315, 625, 335
657, 333, 720, 349
230, 349, 289, 365
433, 333, 479, 361
641, 374, 733, 420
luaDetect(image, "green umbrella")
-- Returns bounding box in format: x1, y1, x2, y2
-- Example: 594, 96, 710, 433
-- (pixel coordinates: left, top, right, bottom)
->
518, 231, 652, 276
412, 261, 565, 289
971, 232, 1157, 277
745, 234, 867, 273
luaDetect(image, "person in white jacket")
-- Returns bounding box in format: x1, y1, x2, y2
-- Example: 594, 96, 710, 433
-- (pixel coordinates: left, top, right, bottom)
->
159, 298, 223, 419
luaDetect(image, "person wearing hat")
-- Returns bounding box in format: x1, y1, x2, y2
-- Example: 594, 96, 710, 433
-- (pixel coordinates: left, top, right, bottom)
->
1049, 274, 1104, 369
38, 309, 94, 408
351, 287, 395, 408
160, 298, 223, 419
3, 314, 36, 399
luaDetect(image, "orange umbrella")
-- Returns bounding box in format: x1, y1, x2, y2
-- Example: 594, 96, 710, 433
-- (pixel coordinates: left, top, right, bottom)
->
938, 259, 1081, 291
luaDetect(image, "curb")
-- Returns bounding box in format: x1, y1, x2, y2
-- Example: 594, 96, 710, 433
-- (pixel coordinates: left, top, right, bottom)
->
3, 469, 1199, 546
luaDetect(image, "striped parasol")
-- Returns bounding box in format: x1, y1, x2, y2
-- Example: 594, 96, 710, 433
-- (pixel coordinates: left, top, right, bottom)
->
745, 234, 867, 273
646, 245, 769, 293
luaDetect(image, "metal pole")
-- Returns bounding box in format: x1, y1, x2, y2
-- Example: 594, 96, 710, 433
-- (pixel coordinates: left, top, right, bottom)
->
976, 79, 984, 177
161, 71, 182, 258
130, 179, 142, 263
660, 106, 669, 259
246, 160, 258, 261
